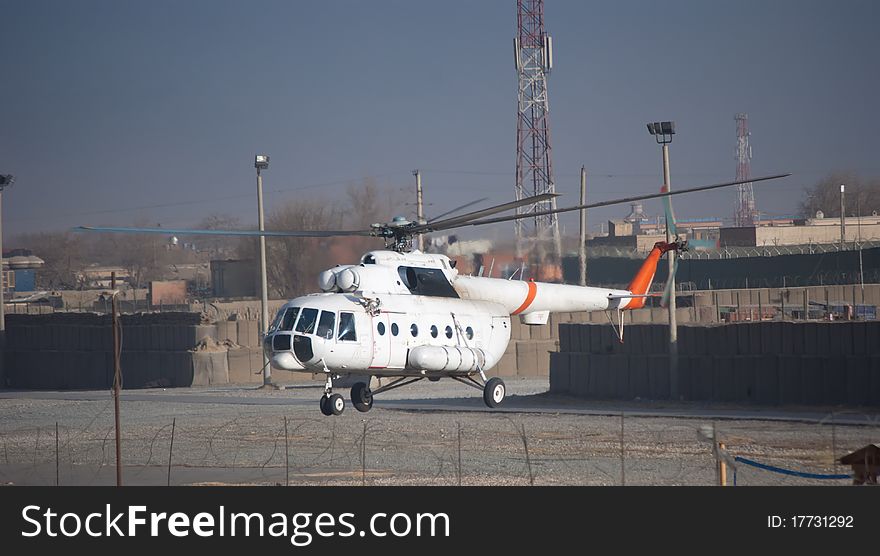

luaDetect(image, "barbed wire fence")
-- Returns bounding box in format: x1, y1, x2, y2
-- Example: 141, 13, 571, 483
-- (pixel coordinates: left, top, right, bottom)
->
0, 405, 876, 487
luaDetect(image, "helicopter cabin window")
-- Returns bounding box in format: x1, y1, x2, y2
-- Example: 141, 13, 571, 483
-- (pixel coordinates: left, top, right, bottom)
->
316, 311, 335, 339
295, 308, 319, 334
337, 312, 357, 341
391, 323, 399, 336
397, 266, 459, 298
377, 322, 386, 336
410, 323, 418, 337
280, 307, 300, 332
430, 325, 438, 338
445, 325, 453, 339
465, 326, 474, 340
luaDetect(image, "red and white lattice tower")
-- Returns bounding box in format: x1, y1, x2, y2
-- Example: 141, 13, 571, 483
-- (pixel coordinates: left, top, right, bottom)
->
514, 0, 562, 261
734, 113, 758, 227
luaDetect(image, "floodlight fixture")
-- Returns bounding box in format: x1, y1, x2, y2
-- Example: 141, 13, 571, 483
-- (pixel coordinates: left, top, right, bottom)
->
647, 121, 675, 144
254, 155, 270, 170
0, 174, 14, 191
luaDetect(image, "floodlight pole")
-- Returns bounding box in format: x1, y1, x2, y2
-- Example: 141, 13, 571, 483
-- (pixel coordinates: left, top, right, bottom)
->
839, 184, 846, 250
661, 143, 678, 400
0, 186, 4, 339
255, 156, 271, 387
578, 166, 587, 286
111, 272, 123, 486
0, 175, 14, 377
414, 169, 424, 251
647, 122, 678, 400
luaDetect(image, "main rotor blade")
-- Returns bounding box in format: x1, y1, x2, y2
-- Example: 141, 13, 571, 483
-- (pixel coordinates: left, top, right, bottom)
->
427, 197, 489, 223
456, 173, 791, 229
413, 192, 559, 233
74, 226, 374, 238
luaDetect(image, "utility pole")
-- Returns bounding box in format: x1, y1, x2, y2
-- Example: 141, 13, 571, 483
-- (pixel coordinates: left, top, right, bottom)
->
111, 272, 123, 486
0, 174, 14, 356
839, 184, 846, 250
578, 166, 587, 286
662, 142, 678, 399
413, 169, 424, 251
255, 155, 272, 387
857, 197, 864, 291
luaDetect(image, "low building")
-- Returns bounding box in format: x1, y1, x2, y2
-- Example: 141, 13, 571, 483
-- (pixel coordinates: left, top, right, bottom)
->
211, 259, 258, 298
721, 214, 880, 247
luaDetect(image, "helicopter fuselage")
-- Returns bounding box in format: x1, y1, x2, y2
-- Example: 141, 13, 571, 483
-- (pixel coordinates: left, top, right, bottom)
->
262, 249, 639, 380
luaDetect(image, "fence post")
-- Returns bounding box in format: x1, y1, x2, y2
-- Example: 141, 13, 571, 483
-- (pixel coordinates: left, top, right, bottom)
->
457, 422, 462, 487
620, 413, 625, 486
718, 441, 727, 486
55, 422, 60, 486
284, 416, 289, 487
803, 288, 809, 320
361, 421, 366, 487
520, 424, 534, 486
167, 418, 176, 487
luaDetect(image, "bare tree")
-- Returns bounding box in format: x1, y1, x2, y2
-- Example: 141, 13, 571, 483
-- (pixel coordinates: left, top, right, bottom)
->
800, 172, 880, 218
195, 213, 242, 258
10, 232, 87, 289
242, 179, 399, 298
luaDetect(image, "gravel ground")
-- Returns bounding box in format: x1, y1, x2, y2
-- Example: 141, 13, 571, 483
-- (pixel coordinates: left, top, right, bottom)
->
0, 378, 877, 486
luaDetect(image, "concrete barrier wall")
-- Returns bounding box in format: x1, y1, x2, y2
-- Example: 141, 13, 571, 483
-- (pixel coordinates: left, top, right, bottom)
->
2, 313, 234, 389
551, 321, 880, 406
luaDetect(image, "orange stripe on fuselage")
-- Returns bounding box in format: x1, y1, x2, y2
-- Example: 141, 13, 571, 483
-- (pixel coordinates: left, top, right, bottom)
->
512, 281, 538, 315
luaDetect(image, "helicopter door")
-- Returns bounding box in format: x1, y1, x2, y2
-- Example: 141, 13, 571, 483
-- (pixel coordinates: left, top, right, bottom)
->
370, 313, 391, 369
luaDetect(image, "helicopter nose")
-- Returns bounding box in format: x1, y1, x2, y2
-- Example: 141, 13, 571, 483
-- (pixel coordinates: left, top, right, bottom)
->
265, 332, 305, 371
292, 335, 315, 364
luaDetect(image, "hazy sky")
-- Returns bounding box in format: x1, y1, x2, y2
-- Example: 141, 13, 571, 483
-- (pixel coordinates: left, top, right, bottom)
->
2, 0, 878, 243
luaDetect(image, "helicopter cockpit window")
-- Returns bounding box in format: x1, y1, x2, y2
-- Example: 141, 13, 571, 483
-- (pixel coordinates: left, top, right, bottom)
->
279, 307, 300, 332
268, 308, 286, 333
338, 312, 357, 341
295, 308, 319, 334
396, 266, 459, 298
362, 254, 376, 264
316, 311, 336, 339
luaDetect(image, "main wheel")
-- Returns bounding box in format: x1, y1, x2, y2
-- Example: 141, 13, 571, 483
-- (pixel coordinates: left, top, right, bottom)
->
319, 395, 333, 416
351, 382, 374, 413
329, 393, 345, 415
483, 377, 506, 408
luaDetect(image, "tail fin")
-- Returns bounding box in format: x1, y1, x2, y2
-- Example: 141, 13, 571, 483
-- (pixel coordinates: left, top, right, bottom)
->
625, 241, 677, 309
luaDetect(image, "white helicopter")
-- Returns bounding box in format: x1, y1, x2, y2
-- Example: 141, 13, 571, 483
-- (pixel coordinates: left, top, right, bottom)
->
79, 173, 789, 416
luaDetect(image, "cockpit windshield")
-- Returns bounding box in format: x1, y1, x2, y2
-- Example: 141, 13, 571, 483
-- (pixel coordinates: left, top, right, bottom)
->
268, 308, 286, 333
294, 308, 319, 334
280, 307, 300, 331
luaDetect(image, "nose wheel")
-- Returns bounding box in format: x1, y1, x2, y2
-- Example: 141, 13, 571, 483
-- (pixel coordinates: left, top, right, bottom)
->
320, 394, 345, 416
483, 377, 506, 408
319, 373, 345, 416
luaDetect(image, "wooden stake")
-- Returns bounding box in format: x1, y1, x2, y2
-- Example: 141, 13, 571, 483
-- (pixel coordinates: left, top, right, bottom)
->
284, 416, 289, 487
167, 418, 176, 486
55, 422, 59, 486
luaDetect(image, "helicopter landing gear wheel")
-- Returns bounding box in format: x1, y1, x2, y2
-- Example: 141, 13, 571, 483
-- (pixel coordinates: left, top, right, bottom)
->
328, 393, 345, 415
483, 377, 506, 408
319, 395, 333, 416
351, 382, 373, 413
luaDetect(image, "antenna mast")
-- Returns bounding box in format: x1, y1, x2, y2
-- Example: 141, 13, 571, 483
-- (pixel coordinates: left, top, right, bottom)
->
514, 0, 562, 262
734, 113, 758, 227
